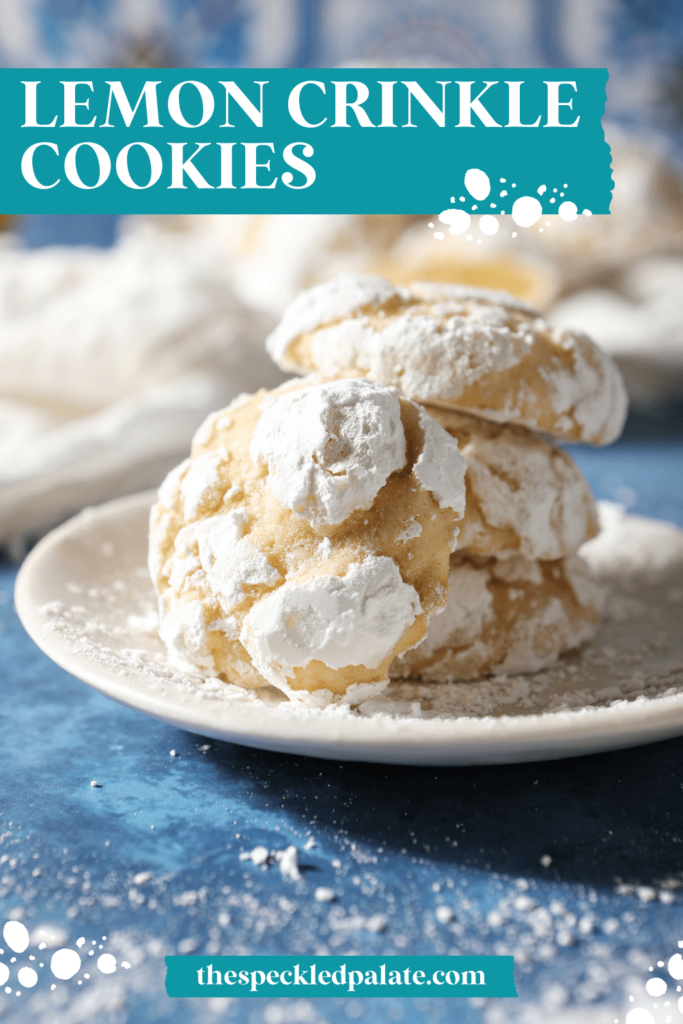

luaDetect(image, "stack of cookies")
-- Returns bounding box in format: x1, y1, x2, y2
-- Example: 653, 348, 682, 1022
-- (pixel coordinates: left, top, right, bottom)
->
149, 274, 628, 704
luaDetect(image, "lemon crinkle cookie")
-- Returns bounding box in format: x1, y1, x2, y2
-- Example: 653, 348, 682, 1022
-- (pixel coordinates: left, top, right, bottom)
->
391, 551, 603, 683
265, 273, 628, 445
149, 377, 467, 705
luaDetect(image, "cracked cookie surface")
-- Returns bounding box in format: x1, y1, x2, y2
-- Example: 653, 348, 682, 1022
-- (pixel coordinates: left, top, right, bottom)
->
391, 552, 603, 683
266, 273, 628, 445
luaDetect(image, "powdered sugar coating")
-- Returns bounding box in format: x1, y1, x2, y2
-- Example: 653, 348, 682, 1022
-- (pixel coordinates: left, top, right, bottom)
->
427, 406, 599, 561
180, 448, 230, 518
241, 556, 421, 682
392, 553, 603, 682
250, 379, 406, 526
413, 405, 467, 514
267, 273, 399, 356
266, 273, 628, 446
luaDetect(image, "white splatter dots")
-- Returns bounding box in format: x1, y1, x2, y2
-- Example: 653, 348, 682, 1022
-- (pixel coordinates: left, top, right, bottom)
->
625, 1010, 655, 1024
439, 208, 470, 235
511, 196, 542, 227
51, 948, 81, 980
97, 954, 117, 974
17, 967, 37, 989
668, 953, 683, 979
537, 184, 547, 195
464, 168, 490, 200
0, 964, 9, 986
433, 231, 444, 241
583, 209, 592, 217
645, 977, 667, 997
479, 215, 499, 235
559, 201, 578, 222
3, 922, 29, 954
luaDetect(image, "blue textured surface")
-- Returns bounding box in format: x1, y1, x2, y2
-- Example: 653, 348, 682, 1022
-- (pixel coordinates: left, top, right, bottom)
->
1, 435, 683, 1024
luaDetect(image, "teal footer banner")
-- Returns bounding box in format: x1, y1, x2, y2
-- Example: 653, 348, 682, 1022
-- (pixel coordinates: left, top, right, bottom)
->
165, 955, 517, 998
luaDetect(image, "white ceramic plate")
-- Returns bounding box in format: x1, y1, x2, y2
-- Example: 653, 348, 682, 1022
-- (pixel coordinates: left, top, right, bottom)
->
15, 491, 683, 766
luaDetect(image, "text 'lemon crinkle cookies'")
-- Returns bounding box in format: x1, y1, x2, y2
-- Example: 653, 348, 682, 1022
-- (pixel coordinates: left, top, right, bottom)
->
149, 377, 467, 705
265, 272, 628, 445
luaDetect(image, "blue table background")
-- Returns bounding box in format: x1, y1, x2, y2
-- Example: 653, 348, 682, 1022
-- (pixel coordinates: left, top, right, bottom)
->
1, 413, 683, 1024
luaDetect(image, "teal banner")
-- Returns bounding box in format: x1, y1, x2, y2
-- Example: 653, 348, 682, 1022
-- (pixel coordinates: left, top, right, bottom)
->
164, 954, 517, 998
0, 69, 610, 215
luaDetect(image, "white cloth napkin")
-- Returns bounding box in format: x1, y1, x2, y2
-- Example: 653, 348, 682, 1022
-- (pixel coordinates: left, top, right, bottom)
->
0, 226, 284, 556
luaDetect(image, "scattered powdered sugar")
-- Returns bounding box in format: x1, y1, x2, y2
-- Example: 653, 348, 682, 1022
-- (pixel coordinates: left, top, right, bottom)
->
250, 379, 406, 526
240, 556, 422, 682
412, 405, 467, 518
276, 846, 301, 882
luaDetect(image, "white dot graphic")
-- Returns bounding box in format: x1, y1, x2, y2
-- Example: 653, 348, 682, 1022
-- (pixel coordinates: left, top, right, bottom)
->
439, 208, 470, 235
97, 954, 117, 975
511, 196, 542, 227
464, 168, 490, 201
559, 201, 578, 222
626, 1010, 655, 1024
537, 184, 547, 195
0, 964, 9, 986
645, 977, 667, 997
51, 949, 81, 981
479, 215, 499, 236
583, 209, 592, 217
3, 922, 29, 954
669, 953, 683, 979
17, 967, 37, 989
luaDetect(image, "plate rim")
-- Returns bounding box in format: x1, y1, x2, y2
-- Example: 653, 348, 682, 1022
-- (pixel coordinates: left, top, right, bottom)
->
14, 490, 683, 766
